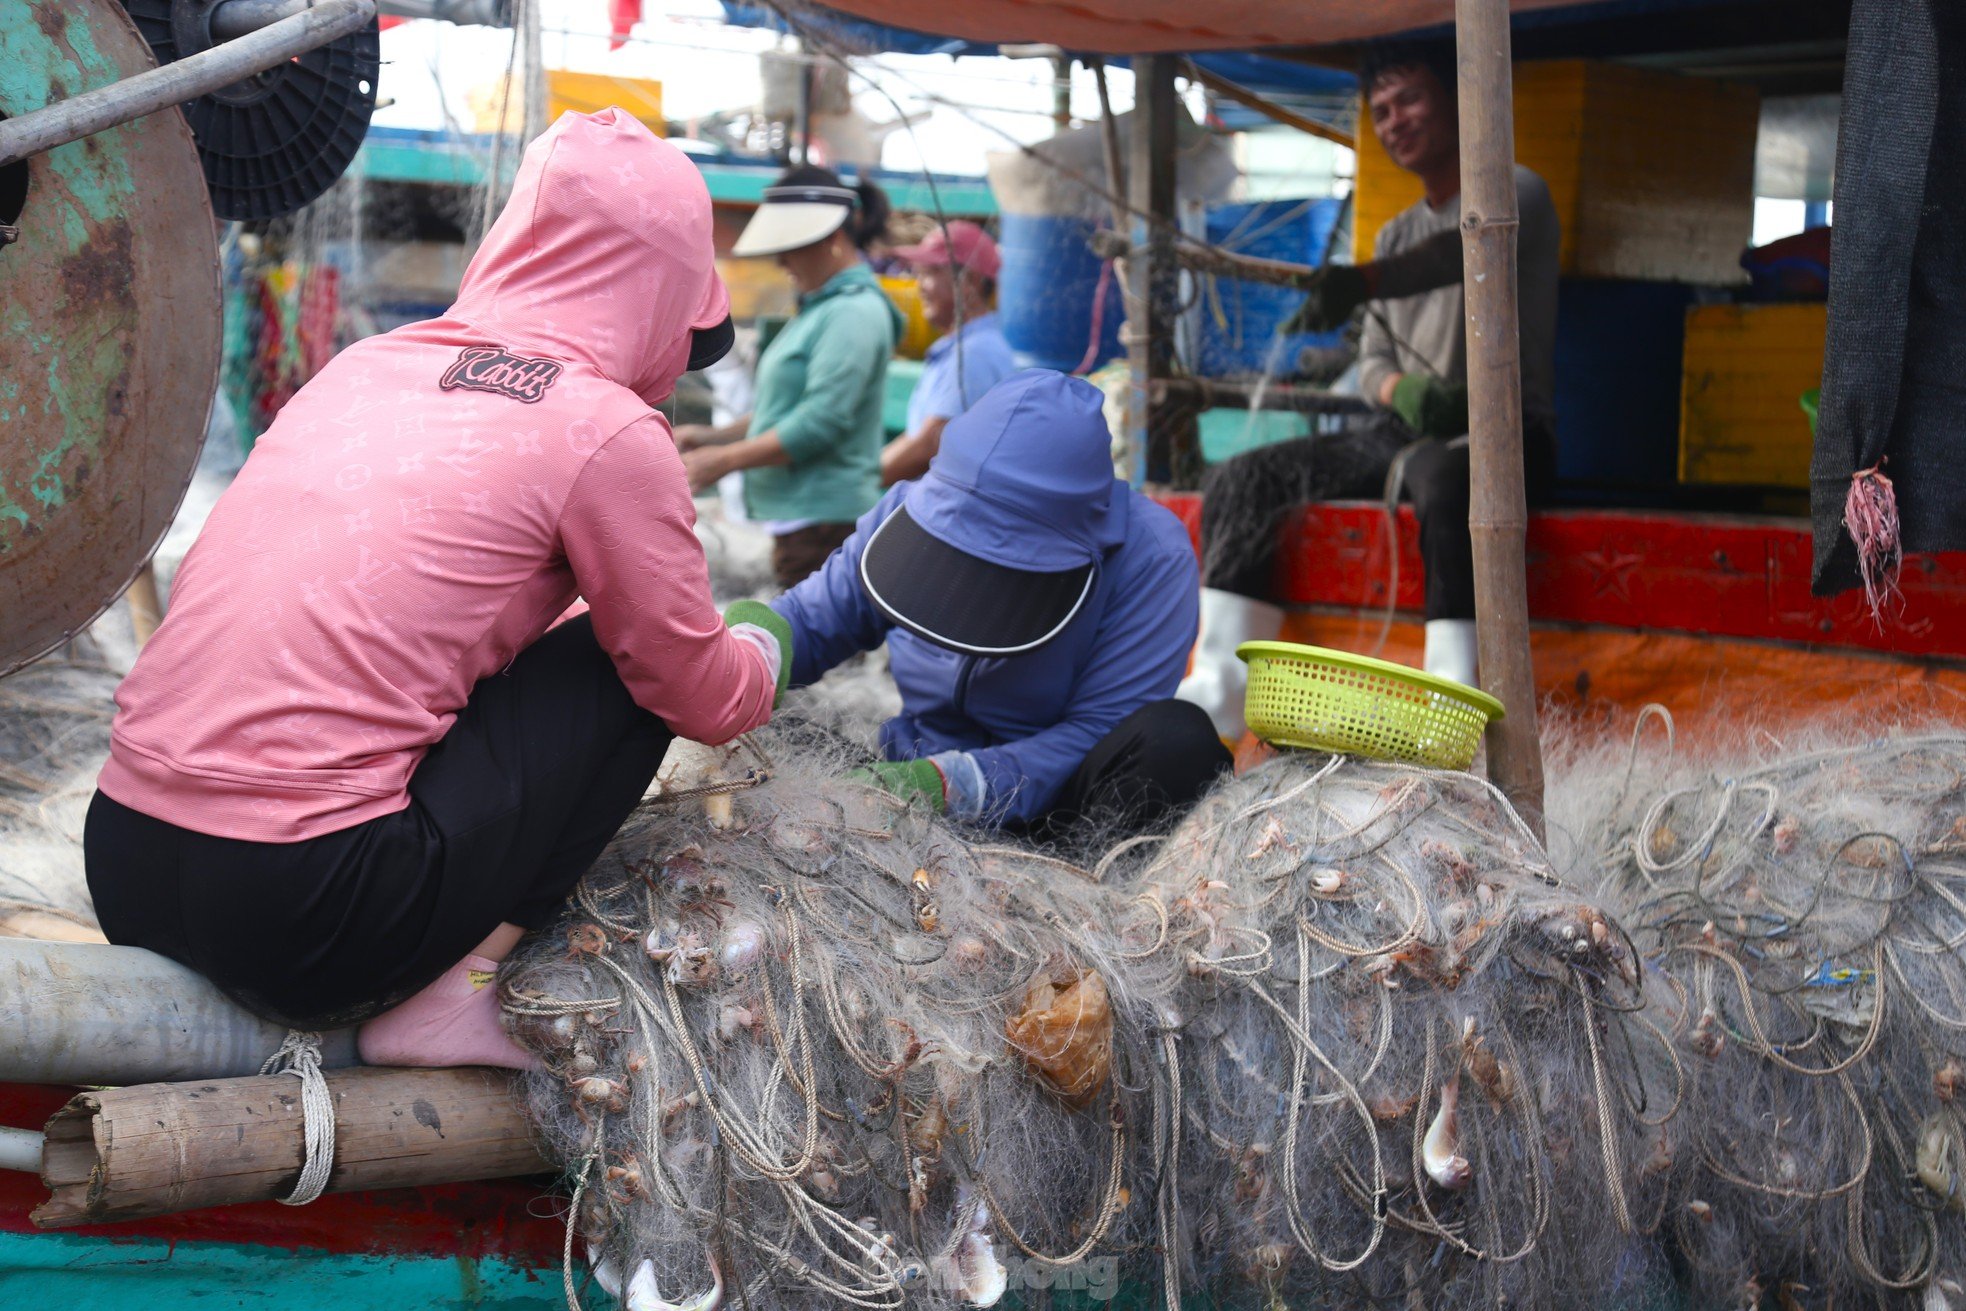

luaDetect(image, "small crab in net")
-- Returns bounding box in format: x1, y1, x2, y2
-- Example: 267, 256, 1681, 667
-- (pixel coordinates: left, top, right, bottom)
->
567, 923, 613, 958
604, 1152, 651, 1203
646, 925, 717, 985
570, 1075, 632, 1119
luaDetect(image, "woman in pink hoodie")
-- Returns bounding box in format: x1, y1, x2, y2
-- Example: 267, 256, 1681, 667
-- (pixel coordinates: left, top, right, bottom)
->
83, 110, 790, 1069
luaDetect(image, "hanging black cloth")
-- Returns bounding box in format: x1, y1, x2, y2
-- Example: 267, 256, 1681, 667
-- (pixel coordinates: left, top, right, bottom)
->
1811, 0, 1966, 604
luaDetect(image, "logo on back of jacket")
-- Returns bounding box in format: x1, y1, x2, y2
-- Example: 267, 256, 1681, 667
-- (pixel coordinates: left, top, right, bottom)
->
440, 346, 564, 403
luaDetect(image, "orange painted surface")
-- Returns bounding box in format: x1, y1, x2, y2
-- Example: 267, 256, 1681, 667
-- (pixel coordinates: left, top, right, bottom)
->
1278, 612, 1966, 746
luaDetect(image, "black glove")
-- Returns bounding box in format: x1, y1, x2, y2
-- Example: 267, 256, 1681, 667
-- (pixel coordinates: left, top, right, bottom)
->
1390, 374, 1470, 439
1282, 264, 1371, 335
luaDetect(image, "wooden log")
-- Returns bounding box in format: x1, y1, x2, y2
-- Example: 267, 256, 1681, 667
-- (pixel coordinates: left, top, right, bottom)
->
0, 939, 359, 1085
33, 1065, 549, 1228
1455, 0, 1546, 836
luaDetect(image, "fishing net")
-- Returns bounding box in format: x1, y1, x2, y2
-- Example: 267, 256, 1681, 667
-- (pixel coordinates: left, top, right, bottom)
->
502, 723, 1153, 1311
1563, 713, 1966, 1308
1139, 753, 1680, 1311
502, 740, 1683, 1311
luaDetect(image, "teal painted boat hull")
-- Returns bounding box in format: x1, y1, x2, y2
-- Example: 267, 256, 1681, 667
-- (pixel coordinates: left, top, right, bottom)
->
0, 1231, 559, 1308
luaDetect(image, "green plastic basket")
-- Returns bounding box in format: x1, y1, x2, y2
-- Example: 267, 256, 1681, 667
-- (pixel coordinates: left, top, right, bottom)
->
1236, 640, 1506, 769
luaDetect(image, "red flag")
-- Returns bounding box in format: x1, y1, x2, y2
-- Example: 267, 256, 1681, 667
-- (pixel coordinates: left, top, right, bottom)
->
378, 14, 407, 29
608, 0, 641, 50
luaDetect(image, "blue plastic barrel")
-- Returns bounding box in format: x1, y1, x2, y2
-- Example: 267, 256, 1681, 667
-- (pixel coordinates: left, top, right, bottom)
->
996, 213, 1126, 373
1196, 198, 1348, 378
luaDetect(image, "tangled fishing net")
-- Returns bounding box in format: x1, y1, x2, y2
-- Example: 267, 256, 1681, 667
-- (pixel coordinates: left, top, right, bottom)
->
503, 725, 1149, 1311
1565, 713, 1966, 1309
502, 734, 1685, 1311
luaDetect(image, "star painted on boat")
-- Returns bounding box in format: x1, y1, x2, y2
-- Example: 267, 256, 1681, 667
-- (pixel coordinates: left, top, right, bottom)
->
1581, 548, 1645, 601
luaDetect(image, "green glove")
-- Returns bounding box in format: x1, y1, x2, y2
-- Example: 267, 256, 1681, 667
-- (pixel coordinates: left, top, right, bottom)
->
1389, 373, 1470, 439
723, 600, 793, 703
847, 758, 948, 812
1282, 263, 1371, 335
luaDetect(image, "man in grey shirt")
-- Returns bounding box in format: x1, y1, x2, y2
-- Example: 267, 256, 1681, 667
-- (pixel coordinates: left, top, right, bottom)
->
1178, 44, 1562, 737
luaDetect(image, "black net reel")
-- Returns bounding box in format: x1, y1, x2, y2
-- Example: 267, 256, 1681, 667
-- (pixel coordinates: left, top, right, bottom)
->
120, 0, 380, 221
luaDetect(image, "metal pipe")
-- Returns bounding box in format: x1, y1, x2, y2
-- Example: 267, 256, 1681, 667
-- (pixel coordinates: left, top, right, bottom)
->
0, 1127, 42, 1175
209, 0, 316, 41
377, 0, 509, 24
0, 940, 359, 1086
0, 0, 377, 169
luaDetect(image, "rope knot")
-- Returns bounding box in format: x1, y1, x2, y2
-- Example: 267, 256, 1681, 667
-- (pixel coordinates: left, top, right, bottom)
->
261, 1029, 334, 1206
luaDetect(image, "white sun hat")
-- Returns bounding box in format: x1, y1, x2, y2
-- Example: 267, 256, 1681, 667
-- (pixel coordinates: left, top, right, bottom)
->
731, 182, 859, 258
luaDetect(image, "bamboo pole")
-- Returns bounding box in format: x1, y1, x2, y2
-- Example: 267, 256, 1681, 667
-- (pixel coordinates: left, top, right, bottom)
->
33, 1066, 547, 1227
1182, 60, 1355, 149
1455, 0, 1546, 835
1087, 226, 1327, 291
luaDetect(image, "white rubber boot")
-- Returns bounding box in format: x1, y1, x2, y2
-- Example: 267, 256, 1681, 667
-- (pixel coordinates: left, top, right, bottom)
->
1176, 588, 1285, 742
1423, 619, 1479, 688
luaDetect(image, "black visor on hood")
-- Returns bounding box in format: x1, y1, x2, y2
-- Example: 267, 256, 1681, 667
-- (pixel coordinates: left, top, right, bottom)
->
688, 316, 736, 371
859, 506, 1096, 656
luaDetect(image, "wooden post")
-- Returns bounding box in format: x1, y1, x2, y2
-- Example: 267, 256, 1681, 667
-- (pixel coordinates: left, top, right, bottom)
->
1051, 52, 1073, 133
1455, 0, 1546, 835
125, 560, 162, 647
1125, 56, 1199, 489
33, 1066, 547, 1227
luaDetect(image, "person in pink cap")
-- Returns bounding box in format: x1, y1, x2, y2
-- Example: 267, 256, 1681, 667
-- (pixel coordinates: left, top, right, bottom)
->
83, 109, 792, 1070
880, 220, 1020, 486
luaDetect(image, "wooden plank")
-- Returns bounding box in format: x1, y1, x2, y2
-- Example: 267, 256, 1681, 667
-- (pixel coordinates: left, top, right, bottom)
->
1152, 494, 1966, 660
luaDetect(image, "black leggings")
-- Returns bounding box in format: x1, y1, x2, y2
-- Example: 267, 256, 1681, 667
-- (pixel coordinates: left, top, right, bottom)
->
1198, 413, 1557, 621
85, 616, 672, 1030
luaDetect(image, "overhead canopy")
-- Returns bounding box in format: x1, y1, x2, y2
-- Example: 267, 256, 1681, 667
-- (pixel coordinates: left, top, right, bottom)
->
745, 0, 1604, 55
720, 5, 1360, 133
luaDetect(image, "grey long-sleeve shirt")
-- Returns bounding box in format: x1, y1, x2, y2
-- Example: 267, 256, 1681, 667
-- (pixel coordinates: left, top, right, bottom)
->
1354, 165, 1561, 428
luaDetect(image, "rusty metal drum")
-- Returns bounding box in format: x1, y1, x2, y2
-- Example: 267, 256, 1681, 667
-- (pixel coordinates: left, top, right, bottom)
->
0, 0, 221, 675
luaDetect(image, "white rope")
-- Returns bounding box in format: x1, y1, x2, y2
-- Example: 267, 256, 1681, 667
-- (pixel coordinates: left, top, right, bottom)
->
261, 1029, 335, 1206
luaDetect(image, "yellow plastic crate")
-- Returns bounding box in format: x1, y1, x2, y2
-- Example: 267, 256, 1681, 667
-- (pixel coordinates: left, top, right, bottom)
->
1353, 60, 1758, 284
1678, 302, 1827, 489
472, 70, 665, 135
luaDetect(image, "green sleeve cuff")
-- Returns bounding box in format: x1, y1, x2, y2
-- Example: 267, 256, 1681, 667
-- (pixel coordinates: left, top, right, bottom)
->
846, 758, 947, 812
723, 599, 793, 700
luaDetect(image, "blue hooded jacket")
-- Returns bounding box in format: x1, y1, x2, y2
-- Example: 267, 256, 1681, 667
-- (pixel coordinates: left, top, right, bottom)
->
771, 370, 1200, 825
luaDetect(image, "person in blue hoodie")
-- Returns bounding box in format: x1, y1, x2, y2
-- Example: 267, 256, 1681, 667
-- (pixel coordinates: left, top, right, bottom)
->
770, 369, 1232, 833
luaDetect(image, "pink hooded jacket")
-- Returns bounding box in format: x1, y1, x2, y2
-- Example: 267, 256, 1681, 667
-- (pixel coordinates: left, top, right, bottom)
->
99, 110, 775, 843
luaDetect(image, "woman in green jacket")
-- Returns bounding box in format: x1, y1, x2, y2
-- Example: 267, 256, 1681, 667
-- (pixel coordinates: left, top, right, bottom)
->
677, 166, 904, 588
